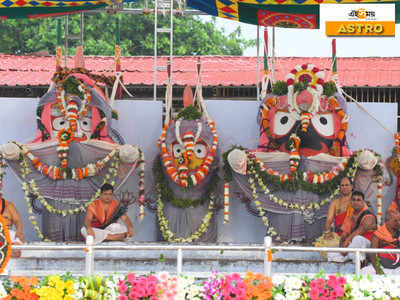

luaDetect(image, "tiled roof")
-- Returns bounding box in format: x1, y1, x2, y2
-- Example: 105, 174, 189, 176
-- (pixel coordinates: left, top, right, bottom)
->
0, 54, 399, 87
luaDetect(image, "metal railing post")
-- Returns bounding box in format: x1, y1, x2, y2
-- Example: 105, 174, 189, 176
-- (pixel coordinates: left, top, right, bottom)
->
264, 236, 272, 277
177, 247, 183, 274
355, 250, 361, 276
85, 235, 94, 276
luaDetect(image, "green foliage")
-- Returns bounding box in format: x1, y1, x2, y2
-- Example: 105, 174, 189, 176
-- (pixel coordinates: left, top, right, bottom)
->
323, 81, 337, 97
272, 80, 288, 96
0, 13, 255, 55
293, 77, 310, 94
176, 105, 201, 121
62, 76, 84, 98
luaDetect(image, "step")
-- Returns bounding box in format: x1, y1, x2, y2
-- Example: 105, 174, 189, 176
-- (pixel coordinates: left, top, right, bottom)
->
3, 242, 356, 276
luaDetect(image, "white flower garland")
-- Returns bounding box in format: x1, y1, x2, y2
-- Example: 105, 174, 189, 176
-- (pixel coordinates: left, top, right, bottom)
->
157, 192, 215, 243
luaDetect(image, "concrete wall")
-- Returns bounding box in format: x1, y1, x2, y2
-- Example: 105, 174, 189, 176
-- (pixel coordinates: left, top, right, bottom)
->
0, 99, 396, 242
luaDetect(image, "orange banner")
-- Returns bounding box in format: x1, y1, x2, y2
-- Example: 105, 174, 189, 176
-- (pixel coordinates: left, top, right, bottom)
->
326, 21, 395, 36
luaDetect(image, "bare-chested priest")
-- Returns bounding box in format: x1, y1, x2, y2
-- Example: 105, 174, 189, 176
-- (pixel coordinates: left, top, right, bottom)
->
0, 194, 24, 257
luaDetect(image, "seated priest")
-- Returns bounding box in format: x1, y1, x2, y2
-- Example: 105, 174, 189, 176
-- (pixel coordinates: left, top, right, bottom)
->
362, 210, 400, 275
324, 177, 353, 238
0, 193, 24, 257
81, 183, 134, 244
327, 191, 377, 263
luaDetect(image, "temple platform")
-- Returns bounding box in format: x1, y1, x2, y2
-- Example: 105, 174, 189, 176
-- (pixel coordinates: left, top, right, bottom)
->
2, 242, 356, 277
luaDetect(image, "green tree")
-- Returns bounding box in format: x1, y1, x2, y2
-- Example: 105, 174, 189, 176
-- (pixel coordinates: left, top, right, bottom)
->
0, 12, 255, 55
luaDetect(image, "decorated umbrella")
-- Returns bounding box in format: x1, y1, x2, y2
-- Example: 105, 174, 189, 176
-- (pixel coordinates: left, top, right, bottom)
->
0, 0, 135, 19
187, 0, 400, 29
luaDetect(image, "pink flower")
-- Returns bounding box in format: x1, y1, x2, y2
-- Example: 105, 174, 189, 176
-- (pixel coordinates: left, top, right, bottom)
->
231, 273, 241, 282
126, 273, 136, 284
118, 296, 128, 300
158, 272, 169, 282
334, 286, 345, 297
338, 276, 346, 285
119, 282, 128, 294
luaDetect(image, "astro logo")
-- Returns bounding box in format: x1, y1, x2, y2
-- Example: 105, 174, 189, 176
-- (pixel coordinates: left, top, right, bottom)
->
348, 8, 375, 19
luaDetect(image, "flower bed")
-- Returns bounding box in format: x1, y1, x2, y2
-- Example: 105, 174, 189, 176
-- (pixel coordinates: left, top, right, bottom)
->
0, 272, 399, 299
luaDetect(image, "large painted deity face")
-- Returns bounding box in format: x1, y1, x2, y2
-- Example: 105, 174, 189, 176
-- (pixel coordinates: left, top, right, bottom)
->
259, 64, 349, 157
159, 115, 218, 188
34, 74, 114, 144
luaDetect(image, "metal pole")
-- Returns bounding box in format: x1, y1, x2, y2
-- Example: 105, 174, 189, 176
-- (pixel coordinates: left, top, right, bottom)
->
177, 247, 183, 274
256, 25, 260, 101
264, 236, 272, 277
80, 12, 84, 47
65, 15, 68, 68
271, 26, 275, 83
85, 235, 94, 276
153, 0, 158, 101
355, 251, 361, 276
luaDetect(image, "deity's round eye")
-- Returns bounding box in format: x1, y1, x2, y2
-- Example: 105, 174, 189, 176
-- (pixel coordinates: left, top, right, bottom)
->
194, 144, 207, 159
311, 113, 334, 137
80, 117, 92, 132
52, 117, 68, 131
172, 144, 184, 157
273, 111, 296, 136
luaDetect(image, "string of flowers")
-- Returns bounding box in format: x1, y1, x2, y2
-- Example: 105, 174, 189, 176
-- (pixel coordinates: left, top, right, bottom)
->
19, 152, 119, 217
158, 119, 218, 188
17, 142, 118, 181
288, 133, 300, 173
138, 149, 146, 221
377, 180, 383, 226
247, 151, 360, 213
395, 132, 400, 155
0, 153, 4, 192
157, 192, 215, 243
223, 182, 229, 224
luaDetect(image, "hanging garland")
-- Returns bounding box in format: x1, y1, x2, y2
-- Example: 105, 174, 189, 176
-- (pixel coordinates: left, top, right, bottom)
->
224, 147, 382, 195
154, 155, 219, 209
245, 152, 359, 213
17, 142, 119, 181
157, 192, 215, 243
137, 149, 146, 221
159, 118, 218, 188
20, 153, 120, 217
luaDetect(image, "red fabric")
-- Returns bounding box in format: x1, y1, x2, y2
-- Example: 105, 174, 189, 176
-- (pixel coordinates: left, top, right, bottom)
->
334, 212, 346, 236
362, 231, 374, 241
341, 203, 369, 235
88, 198, 119, 226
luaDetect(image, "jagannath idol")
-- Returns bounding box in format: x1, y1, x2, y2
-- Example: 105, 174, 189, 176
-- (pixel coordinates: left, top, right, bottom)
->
0, 48, 145, 242
225, 63, 388, 243
153, 64, 222, 243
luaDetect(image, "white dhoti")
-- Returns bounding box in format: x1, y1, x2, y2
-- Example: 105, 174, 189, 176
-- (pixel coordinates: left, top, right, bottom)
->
81, 223, 127, 244
8, 230, 22, 244
327, 235, 371, 263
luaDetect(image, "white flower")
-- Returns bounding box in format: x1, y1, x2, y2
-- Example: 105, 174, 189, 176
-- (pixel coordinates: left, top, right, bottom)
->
286, 290, 301, 300
274, 293, 286, 300
272, 275, 286, 286
0, 283, 7, 298
284, 276, 302, 291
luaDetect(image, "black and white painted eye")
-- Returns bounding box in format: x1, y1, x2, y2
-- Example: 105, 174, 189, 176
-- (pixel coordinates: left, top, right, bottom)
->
311, 113, 334, 137
273, 111, 297, 136
172, 144, 184, 157
80, 117, 92, 132
52, 117, 68, 131
194, 143, 207, 159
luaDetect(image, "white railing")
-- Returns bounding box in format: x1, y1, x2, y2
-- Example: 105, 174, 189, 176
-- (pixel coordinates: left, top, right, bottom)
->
11, 236, 400, 277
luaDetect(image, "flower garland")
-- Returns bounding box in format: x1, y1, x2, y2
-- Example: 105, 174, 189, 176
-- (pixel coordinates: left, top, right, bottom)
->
0, 153, 4, 192
154, 155, 219, 209
223, 182, 229, 224
17, 143, 118, 181
137, 150, 146, 221
159, 119, 218, 188
157, 193, 215, 243
377, 180, 383, 226
288, 134, 300, 173
246, 151, 360, 213
20, 154, 119, 217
